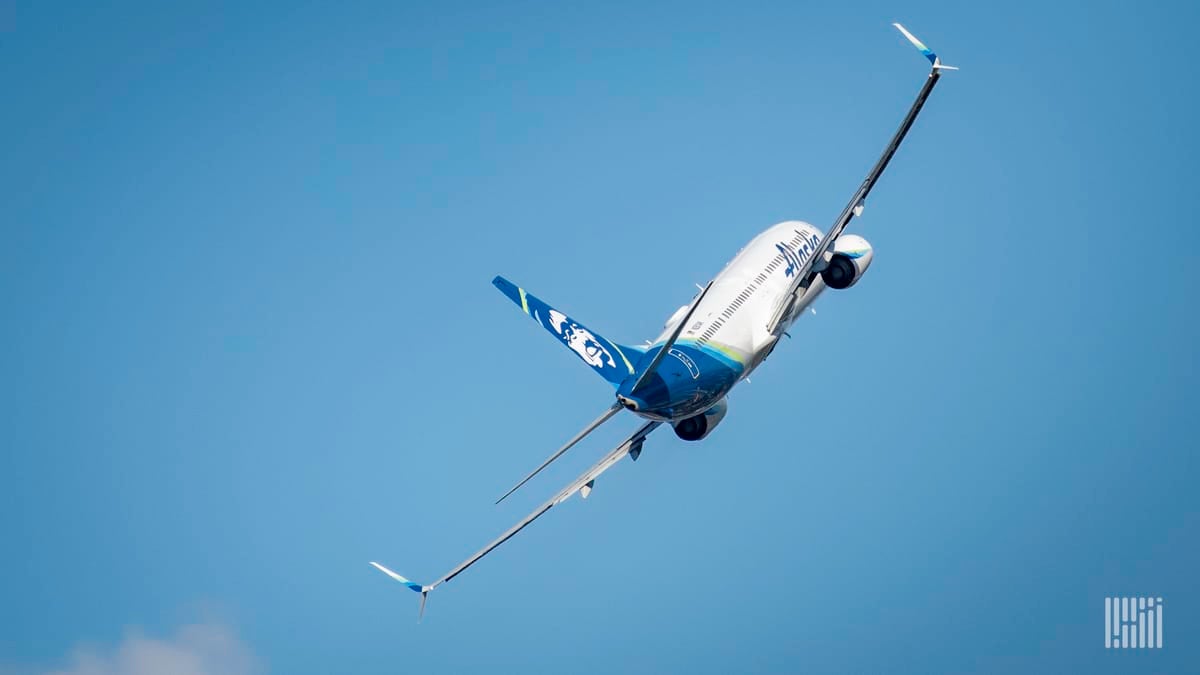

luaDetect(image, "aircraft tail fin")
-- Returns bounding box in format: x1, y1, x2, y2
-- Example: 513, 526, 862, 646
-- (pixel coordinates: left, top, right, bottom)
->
370, 562, 430, 621
492, 276, 642, 385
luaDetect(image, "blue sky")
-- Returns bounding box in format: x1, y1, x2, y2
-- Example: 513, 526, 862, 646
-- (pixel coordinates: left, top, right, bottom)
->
3, 1, 1197, 673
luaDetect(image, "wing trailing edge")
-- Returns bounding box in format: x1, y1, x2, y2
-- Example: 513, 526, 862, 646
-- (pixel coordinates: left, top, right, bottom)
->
370, 420, 661, 620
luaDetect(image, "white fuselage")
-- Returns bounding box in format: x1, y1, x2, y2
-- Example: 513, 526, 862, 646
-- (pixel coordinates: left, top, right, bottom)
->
657, 220, 829, 382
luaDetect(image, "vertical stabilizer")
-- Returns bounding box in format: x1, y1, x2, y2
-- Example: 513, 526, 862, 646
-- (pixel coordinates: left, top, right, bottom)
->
492, 276, 643, 385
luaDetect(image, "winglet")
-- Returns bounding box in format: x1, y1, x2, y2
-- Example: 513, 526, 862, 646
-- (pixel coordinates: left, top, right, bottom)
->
893, 23, 958, 71
370, 561, 431, 621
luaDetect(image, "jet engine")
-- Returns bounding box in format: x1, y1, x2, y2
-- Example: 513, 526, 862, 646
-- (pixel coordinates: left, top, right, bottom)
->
820, 234, 874, 290
672, 399, 728, 441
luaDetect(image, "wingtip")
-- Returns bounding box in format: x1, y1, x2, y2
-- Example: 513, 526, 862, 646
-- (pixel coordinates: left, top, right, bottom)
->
892, 22, 938, 66
369, 561, 425, 593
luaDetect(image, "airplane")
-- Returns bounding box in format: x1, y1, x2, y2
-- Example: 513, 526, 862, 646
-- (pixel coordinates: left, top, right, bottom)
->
371, 23, 956, 618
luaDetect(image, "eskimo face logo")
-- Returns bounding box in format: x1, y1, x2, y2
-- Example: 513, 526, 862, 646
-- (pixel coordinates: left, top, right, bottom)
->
548, 310, 616, 369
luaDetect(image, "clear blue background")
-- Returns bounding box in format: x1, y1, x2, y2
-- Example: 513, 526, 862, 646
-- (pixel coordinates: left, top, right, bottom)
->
3, 1, 1197, 673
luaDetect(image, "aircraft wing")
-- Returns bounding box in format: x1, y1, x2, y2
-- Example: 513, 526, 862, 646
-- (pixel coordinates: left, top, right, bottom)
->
767, 24, 955, 334
371, 419, 662, 617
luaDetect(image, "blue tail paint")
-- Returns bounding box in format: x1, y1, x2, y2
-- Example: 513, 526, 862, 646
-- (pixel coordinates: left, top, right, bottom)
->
492, 276, 642, 385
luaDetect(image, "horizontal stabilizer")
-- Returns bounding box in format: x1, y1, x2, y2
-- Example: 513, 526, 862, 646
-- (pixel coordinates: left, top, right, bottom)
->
496, 401, 624, 504
626, 281, 712, 395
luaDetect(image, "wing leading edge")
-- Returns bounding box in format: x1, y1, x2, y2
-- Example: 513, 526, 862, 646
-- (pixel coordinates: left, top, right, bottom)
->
767, 23, 956, 334
371, 420, 661, 618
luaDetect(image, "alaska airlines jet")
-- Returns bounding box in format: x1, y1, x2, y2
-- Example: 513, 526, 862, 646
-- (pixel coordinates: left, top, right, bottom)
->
372, 24, 956, 617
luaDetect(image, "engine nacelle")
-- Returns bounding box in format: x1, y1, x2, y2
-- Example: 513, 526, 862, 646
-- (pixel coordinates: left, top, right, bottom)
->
820, 234, 874, 290
672, 399, 728, 442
